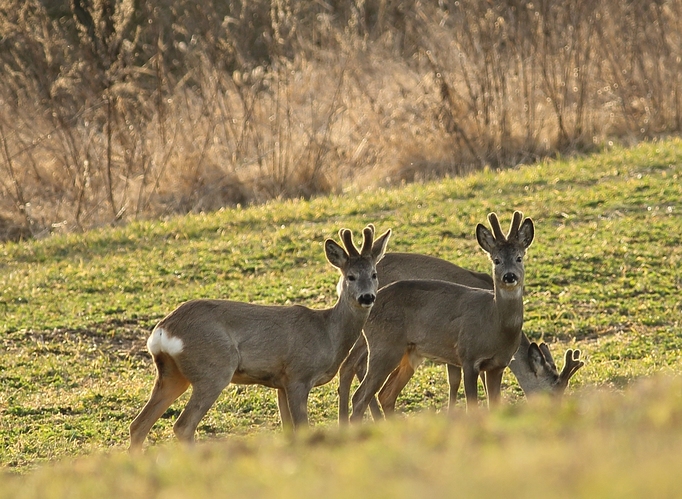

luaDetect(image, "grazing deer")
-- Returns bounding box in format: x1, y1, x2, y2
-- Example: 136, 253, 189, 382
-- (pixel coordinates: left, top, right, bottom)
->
349, 211, 533, 422
337, 253, 583, 423
129, 224, 391, 450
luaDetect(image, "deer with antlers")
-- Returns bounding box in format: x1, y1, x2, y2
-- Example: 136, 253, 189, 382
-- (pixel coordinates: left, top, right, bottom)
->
349, 211, 537, 421
338, 253, 583, 422
129, 224, 390, 450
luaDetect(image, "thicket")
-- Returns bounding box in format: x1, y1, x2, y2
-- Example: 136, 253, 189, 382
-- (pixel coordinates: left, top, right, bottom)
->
1, 0, 681, 239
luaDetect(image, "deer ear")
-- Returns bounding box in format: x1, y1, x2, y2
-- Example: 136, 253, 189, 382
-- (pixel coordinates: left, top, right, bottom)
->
370, 229, 391, 263
476, 223, 496, 254
517, 218, 535, 249
324, 239, 348, 269
527, 342, 546, 375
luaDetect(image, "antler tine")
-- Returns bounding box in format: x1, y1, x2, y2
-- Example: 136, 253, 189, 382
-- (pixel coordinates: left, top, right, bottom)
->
557, 349, 585, 390
360, 224, 375, 256
339, 228, 360, 257
487, 212, 506, 241
507, 211, 523, 240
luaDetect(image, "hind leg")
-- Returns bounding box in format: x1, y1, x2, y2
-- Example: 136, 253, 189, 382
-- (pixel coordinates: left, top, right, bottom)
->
378, 352, 422, 416
172, 375, 234, 444
129, 352, 190, 451
172, 354, 238, 444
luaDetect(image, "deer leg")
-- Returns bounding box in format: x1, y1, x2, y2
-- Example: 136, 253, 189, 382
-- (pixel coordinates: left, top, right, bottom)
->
339, 338, 371, 425
350, 348, 404, 423
277, 388, 294, 430
339, 355, 384, 423
172, 355, 237, 444
377, 365, 414, 417
129, 352, 190, 451
172, 379, 230, 444
337, 361, 353, 425
462, 363, 480, 411
445, 364, 462, 412
363, 373, 385, 422
484, 367, 505, 408
283, 381, 311, 428
368, 395, 384, 421
377, 364, 410, 416
354, 350, 386, 422
378, 351, 421, 417
338, 348, 366, 425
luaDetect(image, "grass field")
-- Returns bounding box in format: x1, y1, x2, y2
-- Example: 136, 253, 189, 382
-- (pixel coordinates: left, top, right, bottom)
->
0, 139, 681, 496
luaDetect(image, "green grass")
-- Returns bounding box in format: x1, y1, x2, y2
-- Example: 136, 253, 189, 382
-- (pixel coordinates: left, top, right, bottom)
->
0, 139, 681, 495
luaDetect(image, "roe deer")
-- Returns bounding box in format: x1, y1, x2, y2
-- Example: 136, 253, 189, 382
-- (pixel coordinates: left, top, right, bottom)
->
349, 211, 533, 422
129, 224, 390, 450
337, 253, 583, 423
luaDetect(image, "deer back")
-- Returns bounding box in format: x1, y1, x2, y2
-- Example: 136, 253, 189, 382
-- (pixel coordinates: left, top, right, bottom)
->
377, 252, 493, 289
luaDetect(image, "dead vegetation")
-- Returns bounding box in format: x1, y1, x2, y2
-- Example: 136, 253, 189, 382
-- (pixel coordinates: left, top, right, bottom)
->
1, 0, 681, 239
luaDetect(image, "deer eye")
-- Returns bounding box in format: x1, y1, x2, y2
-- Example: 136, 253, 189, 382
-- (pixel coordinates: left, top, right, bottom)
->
493, 258, 501, 265
372, 272, 378, 280
347, 275, 356, 282
516, 256, 523, 263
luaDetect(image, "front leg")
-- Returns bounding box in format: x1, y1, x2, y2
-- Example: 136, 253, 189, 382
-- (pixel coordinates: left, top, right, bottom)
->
337, 357, 355, 425
445, 364, 461, 412
484, 367, 505, 408
284, 382, 311, 428
351, 348, 404, 424
277, 388, 294, 431
462, 363, 480, 411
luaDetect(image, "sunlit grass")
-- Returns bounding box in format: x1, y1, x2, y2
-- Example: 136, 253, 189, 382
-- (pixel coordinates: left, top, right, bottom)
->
3, 375, 682, 498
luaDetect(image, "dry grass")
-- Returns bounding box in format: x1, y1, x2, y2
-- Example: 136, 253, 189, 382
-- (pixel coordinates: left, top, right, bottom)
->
1, 0, 682, 239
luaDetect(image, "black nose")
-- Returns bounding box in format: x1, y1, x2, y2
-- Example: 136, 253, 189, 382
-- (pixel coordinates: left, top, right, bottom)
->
358, 293, 376, 306
503, 273, 518, 284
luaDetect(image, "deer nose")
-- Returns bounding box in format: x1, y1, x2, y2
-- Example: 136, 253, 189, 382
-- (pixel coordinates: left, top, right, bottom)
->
358, 293, 376, 307
503, 273, 518, 285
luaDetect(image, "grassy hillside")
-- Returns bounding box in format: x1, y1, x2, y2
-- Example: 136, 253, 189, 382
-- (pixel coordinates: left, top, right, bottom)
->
0, 139, 681, 495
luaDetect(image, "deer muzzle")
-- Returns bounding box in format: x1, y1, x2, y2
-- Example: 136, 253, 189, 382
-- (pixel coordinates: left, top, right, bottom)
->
357, 293, 376, 307
502, 272, 519, 285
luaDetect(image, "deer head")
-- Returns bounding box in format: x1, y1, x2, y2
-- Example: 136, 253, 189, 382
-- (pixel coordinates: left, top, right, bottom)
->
522, 341, 585, 395
325, 224, 391, 309
476, 211, 534, 292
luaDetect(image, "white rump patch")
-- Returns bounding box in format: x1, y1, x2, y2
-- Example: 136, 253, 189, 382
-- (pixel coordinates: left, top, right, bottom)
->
147, 327, 184, 356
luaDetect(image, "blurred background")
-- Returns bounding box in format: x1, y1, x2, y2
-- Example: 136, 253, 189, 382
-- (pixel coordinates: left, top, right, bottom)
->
1, 0, 680, 239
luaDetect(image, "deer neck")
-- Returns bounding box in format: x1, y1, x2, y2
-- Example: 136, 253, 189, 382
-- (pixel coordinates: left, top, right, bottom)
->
328, 294, 372, 355
508, 334, 532, 385
493, 284, 524, 334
